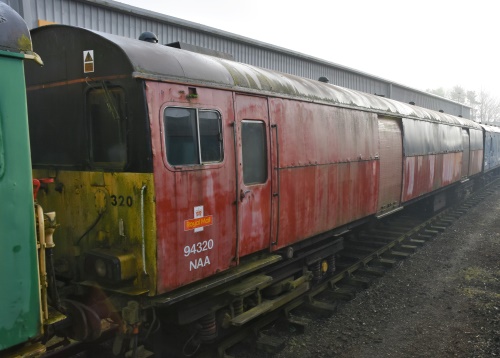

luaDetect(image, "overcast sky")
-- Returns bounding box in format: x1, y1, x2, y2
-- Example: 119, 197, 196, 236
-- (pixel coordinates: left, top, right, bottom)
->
115, 0, 499, 98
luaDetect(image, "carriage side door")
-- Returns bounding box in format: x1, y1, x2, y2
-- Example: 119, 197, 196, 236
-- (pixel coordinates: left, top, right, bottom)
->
377, 117, 403, 215
461, 129, 470, 178
234, 94, 272, 258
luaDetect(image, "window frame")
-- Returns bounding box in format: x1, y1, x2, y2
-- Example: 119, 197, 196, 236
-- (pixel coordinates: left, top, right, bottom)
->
162, 105, 224, 170
241, 119, 268, 186
86, 85, 128, 171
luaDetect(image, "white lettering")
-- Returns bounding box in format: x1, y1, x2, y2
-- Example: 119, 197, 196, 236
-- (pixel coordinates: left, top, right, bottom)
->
184, 239, 215, 257
189, 260, 197, 271
189, 255, 211, 271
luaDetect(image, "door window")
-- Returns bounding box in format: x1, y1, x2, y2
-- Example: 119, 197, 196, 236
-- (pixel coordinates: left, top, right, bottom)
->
241, 121, 267, 184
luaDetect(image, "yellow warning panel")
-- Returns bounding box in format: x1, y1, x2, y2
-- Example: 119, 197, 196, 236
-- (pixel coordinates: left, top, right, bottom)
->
83, 50, 94, 73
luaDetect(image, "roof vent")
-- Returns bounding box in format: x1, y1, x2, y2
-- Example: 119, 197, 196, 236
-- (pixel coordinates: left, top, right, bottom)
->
318, 76, 329, 83
439, 110, 444, 113
139, 31, 158, 43
409, 101, 415, 105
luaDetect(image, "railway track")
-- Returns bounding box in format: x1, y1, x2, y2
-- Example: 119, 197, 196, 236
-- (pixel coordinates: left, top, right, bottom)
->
196, 180, 499, 358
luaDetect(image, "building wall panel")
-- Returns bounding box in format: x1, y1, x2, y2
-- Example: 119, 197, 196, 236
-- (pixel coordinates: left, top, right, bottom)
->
2, 0, 21, 13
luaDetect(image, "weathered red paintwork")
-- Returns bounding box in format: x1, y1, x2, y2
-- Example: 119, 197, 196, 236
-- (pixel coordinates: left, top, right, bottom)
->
149, 78, 481, 294
146, 78, 482, 295
234, 95, 273, 258
258, 98, 379, 249
402, 153, 462, 202
269, 99, 379, 249
274, 162, 379, 248
469, 150, 483, 176
149, 83, 381, 293
148, 82, 237, 294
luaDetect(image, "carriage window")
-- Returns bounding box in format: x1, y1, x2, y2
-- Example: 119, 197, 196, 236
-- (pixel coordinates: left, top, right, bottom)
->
88, 87, 127, 166
241, 121, 267, 184
200, 111, 223, 162
164, 107, 222, 166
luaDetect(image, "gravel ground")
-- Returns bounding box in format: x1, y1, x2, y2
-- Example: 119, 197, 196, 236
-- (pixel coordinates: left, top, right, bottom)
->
234, 186, 500, 358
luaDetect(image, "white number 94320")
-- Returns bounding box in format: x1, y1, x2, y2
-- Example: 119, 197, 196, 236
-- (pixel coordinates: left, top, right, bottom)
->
184, 239, 214, 257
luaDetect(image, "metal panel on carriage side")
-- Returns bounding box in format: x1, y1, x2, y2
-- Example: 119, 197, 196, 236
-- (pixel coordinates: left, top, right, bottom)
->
270, 99, 379, 249
494, 132, 500, 170
469, 129, 483, 175
377, 118, 402, 214
0, 52, 41, 350
0, 3, 40, 349
401, 118, 462, 202
481, 124, 500, 173
149, 81, 237, 295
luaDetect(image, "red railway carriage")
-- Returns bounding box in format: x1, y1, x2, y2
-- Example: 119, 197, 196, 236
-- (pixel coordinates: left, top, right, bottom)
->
401, 116, 483, 204
25, 25, 483, 352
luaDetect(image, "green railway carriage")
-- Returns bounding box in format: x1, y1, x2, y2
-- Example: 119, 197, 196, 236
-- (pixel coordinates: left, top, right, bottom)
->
0, 3, 44, 354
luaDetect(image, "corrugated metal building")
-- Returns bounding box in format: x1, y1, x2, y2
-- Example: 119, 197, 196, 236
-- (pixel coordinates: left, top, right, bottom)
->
2, 0, 471, 118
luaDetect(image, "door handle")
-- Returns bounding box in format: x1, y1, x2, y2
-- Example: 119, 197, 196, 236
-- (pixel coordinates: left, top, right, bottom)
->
240, 189, 251, 201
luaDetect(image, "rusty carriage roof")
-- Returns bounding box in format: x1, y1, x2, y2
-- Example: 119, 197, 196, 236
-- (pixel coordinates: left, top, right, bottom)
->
35, 25, 481, 131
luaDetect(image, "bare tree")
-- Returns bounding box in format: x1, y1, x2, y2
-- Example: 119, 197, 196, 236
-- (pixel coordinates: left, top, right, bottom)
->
426, 85, 500, 124
477, 89, 500, 124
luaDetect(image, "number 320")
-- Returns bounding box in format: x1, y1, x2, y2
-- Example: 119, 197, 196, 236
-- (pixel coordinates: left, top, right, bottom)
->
110, 195, 133, 207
